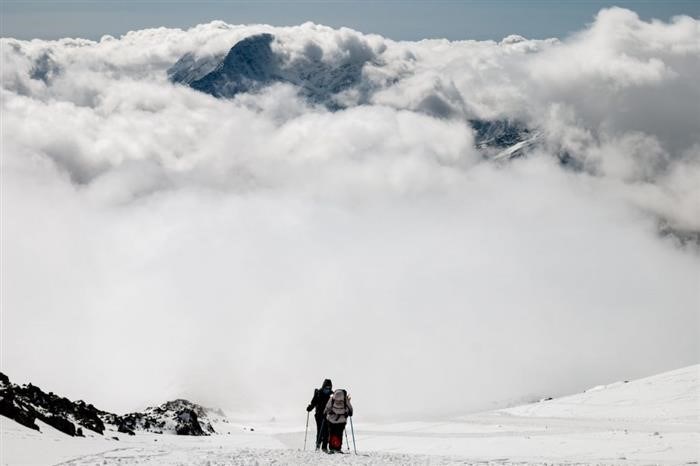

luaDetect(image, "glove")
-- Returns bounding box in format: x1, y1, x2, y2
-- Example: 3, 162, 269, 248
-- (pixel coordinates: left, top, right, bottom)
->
306, 405, 313, 412
347, 411, 353, 417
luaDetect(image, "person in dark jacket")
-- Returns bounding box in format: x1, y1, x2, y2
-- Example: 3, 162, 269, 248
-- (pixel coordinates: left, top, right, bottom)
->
306, 379, 333, 451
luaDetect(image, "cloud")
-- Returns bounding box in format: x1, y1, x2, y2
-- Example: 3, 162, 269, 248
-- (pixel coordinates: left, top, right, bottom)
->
1, 9, 698, 419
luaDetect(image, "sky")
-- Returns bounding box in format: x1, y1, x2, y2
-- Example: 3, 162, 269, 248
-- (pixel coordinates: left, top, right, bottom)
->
0, 0, 698, 41
1, 5, 699, 419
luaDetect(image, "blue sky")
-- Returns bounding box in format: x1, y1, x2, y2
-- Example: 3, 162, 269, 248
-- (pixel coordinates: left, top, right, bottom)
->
1, 0, 698, 41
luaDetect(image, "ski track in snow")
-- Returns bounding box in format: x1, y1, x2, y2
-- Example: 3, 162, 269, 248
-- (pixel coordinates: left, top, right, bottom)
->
2, 366, 699, 465
54, 447, 508, 466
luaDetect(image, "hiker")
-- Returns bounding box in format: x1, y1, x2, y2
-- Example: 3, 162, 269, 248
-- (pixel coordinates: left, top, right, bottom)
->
324, 388, 353, 453
306, 379, 333, 451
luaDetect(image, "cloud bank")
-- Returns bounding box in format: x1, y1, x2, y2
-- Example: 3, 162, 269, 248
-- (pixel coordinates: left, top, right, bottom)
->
1, 8, 698, 419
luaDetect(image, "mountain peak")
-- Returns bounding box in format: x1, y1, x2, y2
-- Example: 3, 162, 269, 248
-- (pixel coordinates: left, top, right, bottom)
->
170, 33, 369, 106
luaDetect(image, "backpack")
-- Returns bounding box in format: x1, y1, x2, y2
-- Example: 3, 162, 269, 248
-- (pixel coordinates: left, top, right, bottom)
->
329, 389, 348, 416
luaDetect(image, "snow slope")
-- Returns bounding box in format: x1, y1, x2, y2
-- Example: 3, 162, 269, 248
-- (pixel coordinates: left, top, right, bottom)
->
501, 364, 699, 421
1, 365, 698, 465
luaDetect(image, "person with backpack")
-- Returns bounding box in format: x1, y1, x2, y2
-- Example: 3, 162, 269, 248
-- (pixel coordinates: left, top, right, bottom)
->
306, 379, 333, 451
323, 388, 353, 453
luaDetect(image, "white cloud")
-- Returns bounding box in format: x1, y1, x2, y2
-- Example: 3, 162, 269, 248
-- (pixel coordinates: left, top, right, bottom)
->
1, 8, 698, 418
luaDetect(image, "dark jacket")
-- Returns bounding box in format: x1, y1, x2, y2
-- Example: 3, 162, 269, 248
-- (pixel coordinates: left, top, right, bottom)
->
307, 380, 333, 416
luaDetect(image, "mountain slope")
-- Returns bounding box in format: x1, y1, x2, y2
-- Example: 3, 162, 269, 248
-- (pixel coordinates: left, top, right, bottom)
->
169, 36, 542, 160
2, 365, 698, 465
170, 33, 368, 106
0, 373, 219, 437
500, 364, 700, 422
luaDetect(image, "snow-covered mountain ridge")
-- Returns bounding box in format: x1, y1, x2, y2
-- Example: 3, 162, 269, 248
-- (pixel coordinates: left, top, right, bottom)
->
2, 365, 698, 464
0, 372, 222, 438
499, 364, 700, 422
168, 33, 370, 108
168, 33, 538, 159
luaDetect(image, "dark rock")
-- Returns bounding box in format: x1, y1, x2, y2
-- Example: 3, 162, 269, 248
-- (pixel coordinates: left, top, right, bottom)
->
190, 34, 278, 98
0, 392, 40, 431
42, 414, 76, 436
113, 399, 214, 436
0, 373, 40, 431
1, 373, 219, 438
174, 409, 205, 436
0, 372, 106, 436
470, 119, 532, 149
117, 423, 136, 435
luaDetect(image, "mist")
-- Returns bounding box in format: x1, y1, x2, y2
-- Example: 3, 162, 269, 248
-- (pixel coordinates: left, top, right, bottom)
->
1, 8, 698, 420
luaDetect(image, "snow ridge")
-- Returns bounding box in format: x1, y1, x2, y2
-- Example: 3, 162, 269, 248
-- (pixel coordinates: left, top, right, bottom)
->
2, 365, 699, 465
169, 35, 541, 159
0, 373, 220, 437
170, 33, 369, 107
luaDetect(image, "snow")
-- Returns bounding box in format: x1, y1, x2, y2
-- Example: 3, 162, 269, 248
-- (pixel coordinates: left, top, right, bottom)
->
492, 132, 542, 161
2, 365, 698, 465
501, 364, 700, 421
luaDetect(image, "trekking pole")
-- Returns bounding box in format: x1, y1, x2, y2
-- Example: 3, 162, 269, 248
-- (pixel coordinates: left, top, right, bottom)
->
317, 419, 326, 451
344, 427, 350, 453
303, 412, 309, 451
349, 416, 357, 455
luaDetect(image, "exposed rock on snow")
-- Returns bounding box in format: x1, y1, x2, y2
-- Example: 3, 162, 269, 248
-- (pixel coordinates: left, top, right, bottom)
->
170, 33, 370, 107
0, 372, 105, 436
107, 399, 216, 436
0, 373, 218, 437
167, 52, 224, 85
469, 119, 542, 161
169, 37, 542, 159
470, 119, 533, 150
2, 365, 699, 465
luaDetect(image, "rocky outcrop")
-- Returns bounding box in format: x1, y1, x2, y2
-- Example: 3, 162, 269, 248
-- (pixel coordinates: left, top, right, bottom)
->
0, 373, 98, 436
0, 372, 218, 437
113, 399, 215, 436
0, 373, 40, 431
175, 409, 206, 435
